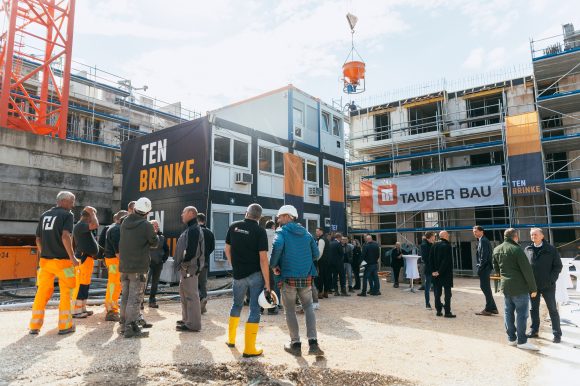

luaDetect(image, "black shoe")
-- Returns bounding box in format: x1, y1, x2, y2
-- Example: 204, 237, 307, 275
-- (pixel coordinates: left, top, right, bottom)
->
176, 320, 185, 325
137, 319, 153, 329
426, 304, 432, 309
267, 308, 279, 315
357, 293, 367, 297
369, 292, 381, 296
308, 340, 325, 356
436, 311, 443, 317
340, 292, 351, 297
353, 286, 361, 290
58, 326, 76, 335
284, 342, 302, 356
526, 331, 539, 338
124, 322, 148, 338
418, 286, 425, 290
394, 283, 399, 288
29, 329, 39, 335
176, 324, 199, 332
553, 336, 561, 343
148, 302, 159, 309
444, 313, 457, 318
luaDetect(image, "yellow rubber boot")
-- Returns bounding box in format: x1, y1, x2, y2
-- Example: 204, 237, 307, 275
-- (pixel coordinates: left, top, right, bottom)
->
226, 316, 240, 347
242, 322, 263, 357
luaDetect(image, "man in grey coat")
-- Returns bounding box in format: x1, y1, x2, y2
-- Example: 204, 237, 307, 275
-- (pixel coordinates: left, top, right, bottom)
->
119, 197, 158, 338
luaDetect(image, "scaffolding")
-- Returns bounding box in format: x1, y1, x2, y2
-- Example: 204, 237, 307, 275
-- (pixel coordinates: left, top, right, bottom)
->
346, 59, 580, 273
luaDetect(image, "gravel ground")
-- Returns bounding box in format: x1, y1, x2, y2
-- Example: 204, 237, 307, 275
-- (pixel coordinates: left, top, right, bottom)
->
1, 277, 578, 386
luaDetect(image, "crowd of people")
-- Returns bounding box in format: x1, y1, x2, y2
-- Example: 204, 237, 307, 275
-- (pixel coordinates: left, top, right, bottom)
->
29, 191, 565, 355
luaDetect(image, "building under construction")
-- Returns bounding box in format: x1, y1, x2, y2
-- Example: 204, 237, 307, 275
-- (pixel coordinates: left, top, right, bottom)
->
346, 24, 580, 275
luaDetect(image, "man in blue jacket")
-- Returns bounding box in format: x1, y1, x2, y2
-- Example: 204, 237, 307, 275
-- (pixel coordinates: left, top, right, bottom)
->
270, 205, 324, 357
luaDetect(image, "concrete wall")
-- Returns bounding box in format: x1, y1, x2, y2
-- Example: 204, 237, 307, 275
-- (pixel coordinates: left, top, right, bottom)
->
0, 127, 119, 236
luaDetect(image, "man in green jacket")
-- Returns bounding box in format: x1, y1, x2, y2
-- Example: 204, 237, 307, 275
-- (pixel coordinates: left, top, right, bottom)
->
493, 228, 538, 351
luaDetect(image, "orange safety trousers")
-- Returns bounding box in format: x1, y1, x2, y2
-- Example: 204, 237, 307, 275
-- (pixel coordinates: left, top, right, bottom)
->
104, 257, 121, 313
30, 258, 76, 331
72, 256, 94, 314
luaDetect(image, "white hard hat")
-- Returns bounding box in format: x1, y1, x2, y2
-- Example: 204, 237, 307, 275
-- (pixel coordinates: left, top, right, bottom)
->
277, 205, 298, 219
258, 289, 279, 309
134, 197, 152, 214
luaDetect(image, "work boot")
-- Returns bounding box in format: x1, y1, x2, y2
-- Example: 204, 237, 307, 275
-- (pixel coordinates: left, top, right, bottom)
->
242, 322, 263, 357
105, 311, 120, 322
201, 298, 208, 314
58, 326, 76, 335
308, 339, 324, 356
284, 341, 302, 356
124, 322, 149, 338
137, 318, 153, 328
226, 316, 240, 347
29, 329, 39, 335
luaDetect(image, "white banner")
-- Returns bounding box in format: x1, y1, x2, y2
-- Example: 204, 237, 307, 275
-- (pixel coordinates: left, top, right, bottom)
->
360, 166, 504, 213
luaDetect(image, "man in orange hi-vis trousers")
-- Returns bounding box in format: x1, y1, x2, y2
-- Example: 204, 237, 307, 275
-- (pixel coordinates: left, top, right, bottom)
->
103, 210, 127, 321
72, 206, 99, 318
30, 191, 79, 335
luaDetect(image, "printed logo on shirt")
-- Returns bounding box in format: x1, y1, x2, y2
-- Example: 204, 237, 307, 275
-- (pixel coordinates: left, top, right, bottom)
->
234, 227, 249, 235
378, 184, 397, 205
43, 216, 57, 230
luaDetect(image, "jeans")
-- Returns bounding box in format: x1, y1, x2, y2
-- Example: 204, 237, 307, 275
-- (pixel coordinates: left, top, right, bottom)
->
344, 263, 353, 288
504, 293, 529, 344
478, 267, 498, 312
147, 262, 163, 303
120, 272, 147, 329
530, 288, 562, 337
434, 281, 452, 314
424, 274, 432, 305
331, 262, 346, 292
361, 264, 379, 294
230, 271, 264, 323
281, 283, 317, 343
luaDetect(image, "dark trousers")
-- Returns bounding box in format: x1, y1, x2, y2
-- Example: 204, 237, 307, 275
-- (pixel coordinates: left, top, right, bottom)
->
392, 264, 402, 284
352, 263, 361, 289
198, 265, 208, 299
434, 281, 452, 314
147, 262, 163, 303
316, 257, 332, 293
478, 268, 498, 312
530, 288, 562, 337
362, 264, 379, 294
331, 262, 346, 292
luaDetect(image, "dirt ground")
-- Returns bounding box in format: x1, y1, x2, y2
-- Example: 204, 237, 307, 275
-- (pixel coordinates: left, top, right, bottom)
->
1, 277, 579, 386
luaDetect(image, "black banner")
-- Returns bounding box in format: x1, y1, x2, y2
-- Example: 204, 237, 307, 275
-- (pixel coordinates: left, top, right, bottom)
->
121, 117, 211, 249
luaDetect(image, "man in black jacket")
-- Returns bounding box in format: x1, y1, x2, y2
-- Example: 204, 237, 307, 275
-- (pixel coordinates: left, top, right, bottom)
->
358, 235, 380, 296
430, 231, 455, 318
175, 206, 205, 332
315, 228, 331, 298
525, 228, 563, 343
421, 231, 436, 309
473, 225, 499, 316
119, 198, 158, 338
391, 242, 403, 288
329, 233, 349, 296
147, 220, 169, 308
197, 213, 215, 314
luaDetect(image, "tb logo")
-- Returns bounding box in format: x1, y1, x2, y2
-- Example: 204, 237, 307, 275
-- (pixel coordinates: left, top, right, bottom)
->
43, 216, 56, 230
378, 184, 398, 205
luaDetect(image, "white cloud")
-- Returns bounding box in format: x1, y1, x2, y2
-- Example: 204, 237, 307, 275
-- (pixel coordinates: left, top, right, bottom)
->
463, 47, 484, 70
462, 47, 506, 71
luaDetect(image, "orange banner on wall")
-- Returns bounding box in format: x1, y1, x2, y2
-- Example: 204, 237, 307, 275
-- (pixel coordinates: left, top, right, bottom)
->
328, 166, 344, 203
283, 153, 304, 197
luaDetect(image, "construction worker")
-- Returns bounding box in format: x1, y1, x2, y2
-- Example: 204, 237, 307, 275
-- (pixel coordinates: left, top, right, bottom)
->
72, 206, 99, 318
30, 191, 79, 335
270, 205, 324, 357
174, 206, 204, 332
103, 210, 127, 321
119, 197, 158, 338
225, 203, 271, 357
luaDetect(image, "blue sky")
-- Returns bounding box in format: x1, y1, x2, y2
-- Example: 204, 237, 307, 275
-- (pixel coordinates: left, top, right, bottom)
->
72, 0, 580, 113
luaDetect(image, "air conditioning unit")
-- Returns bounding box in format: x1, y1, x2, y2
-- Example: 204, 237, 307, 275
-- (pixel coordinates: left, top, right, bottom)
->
308, 187, 322, 196
213, 249, 227, 261
234, 172, 253, 185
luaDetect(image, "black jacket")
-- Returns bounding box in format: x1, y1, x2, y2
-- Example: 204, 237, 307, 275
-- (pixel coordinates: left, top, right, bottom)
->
201, 225, 215, 266
352, 245, 362, 267
362, 241, 380, 265
476, 236, 493, 275
150, 232, 169, 265
430, 239, 453, 287
420, 239, 432, 275
97, 225, 109, 259
391, 247, 403, 268
524, 242, 562, 291
329, 239, 343, 265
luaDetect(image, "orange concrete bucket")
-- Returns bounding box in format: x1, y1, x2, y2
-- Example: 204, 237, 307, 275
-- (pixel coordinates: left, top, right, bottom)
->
342, 61, 366, 84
